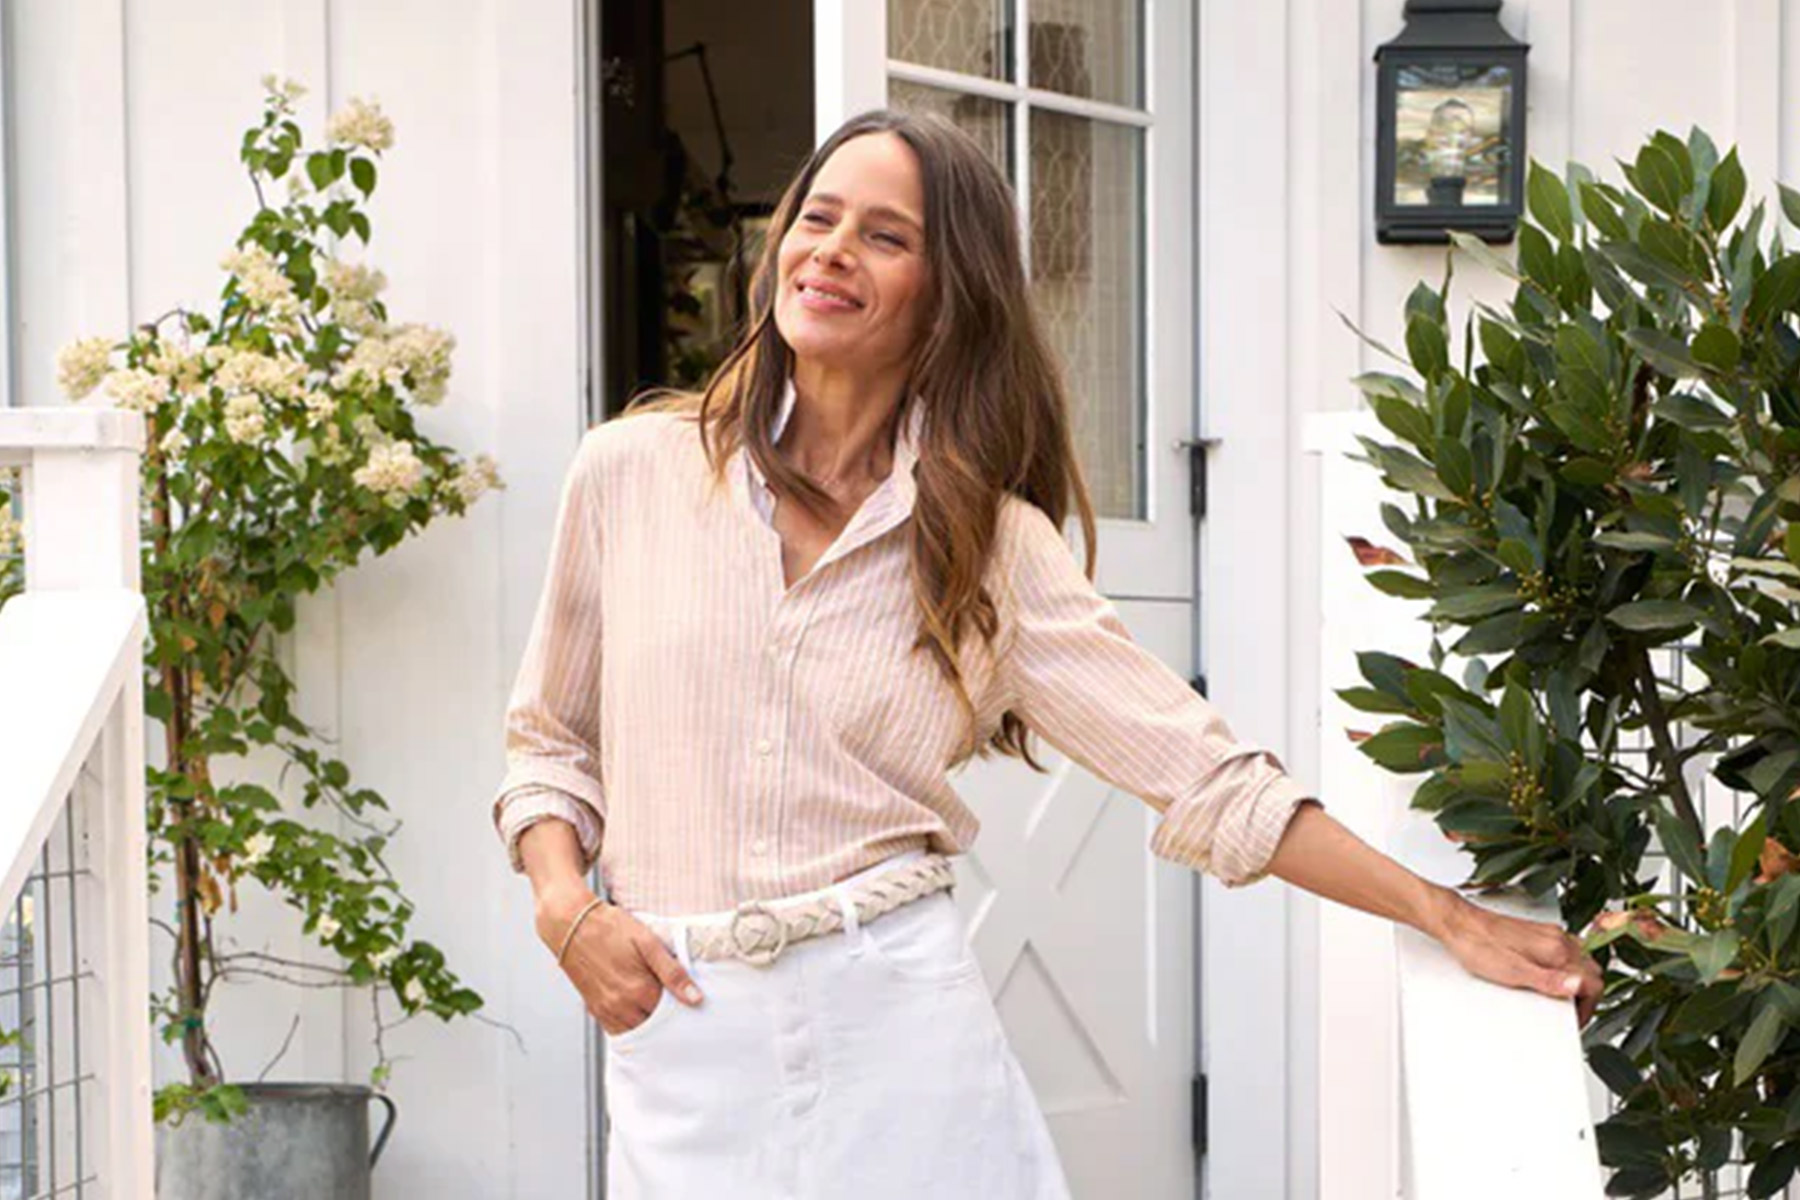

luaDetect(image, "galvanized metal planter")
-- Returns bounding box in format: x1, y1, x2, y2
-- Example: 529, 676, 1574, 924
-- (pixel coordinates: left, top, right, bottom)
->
155, 1082, 397, 1200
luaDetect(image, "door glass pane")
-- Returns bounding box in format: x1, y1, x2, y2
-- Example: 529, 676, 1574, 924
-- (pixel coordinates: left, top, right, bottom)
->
1029, 0, 1142, 108
889, 0, 1013, 83
1030, 112, 1144, 520
888, 80, 1013, 180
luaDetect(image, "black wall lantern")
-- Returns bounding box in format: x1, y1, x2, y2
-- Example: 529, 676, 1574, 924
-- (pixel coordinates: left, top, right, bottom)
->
1375, 0, 1530, 244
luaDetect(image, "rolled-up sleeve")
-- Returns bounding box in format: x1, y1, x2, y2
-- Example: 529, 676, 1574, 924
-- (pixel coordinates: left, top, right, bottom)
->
491, 430, 609, 874
992, 498, 1320, 888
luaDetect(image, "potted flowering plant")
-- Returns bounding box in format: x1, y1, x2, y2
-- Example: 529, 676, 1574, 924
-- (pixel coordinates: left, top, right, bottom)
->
39, 77, 496, 1196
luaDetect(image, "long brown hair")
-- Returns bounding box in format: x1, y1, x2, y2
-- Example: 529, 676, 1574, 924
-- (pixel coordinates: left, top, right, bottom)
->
630, 108, 1098, 768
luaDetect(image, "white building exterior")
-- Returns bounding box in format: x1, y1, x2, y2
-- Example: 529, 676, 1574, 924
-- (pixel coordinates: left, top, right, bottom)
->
2, 0, 1790, 1196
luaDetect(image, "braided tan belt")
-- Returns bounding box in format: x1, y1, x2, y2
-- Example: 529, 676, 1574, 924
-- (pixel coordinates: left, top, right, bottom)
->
643, 854, 956, 967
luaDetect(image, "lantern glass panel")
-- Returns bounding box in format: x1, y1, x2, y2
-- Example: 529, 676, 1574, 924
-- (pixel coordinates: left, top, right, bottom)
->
1391, 61, 1515, 209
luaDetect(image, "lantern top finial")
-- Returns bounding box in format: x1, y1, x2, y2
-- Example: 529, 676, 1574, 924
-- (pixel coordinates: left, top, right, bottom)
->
1381, 0, 1528, 53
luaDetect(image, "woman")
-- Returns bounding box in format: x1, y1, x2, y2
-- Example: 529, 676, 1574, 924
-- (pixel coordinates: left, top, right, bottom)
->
492, 109, 1603, 1198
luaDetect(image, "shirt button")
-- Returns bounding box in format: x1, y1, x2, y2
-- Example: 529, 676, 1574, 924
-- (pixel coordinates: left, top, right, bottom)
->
755, 738, 774, 757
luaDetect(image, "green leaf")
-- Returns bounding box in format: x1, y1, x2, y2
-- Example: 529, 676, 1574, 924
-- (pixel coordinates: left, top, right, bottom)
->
1606, 599, 1705, 631
1749, 254, 1800, 326
1623, 328, 1702, 378
1729, 811, 1768, 894
1428, 584, 1524, 621
1780, 182, 1800, 229
1578, 182, 1630, 241
1434, 436, 1474, 499
350, 157, 377, 197
1448, 230, 1521, 280
1587, 1044, 1643, 1097
1655, 809, 1708, 885
1634, 141, 1689, 215
1692, 928, 1741, 983
1358, 723, 1443, 773
1668, 982, 1751, 1036
1336, 686, 1416, 715
1650, 392, 1732, 431
1363, 569, 1434, 599
306, 152, 335, 192
1405, 314, 1449, 380
1737, 998, 1789, 1086
1691, 321, 1742, 371
1527, 162, 1574, 243
1453, 610, 1527, 656
1707, 148, 1747, 229
1593, 531, 1677, 552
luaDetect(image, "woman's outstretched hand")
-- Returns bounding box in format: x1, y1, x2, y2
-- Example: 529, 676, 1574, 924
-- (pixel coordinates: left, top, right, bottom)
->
534, 882, 705, 1036
1433, 892, 1605, 1028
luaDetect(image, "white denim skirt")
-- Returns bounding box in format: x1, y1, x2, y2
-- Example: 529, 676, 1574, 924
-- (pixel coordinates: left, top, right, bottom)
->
601, 849, 1073, 1199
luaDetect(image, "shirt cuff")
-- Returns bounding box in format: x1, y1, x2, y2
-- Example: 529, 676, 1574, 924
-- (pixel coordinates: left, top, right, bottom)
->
494, 786, 604, 874
1149, 753, 1321, 888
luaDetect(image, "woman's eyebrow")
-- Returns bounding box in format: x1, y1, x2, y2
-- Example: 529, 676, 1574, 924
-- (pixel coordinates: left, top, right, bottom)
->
806, 192, 924, 235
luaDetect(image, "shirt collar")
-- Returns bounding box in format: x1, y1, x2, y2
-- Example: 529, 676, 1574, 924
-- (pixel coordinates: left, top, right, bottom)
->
740, 377, 922, 516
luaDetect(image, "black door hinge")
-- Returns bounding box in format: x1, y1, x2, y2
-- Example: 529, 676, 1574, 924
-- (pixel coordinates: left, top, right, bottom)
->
1178, 436, 1220, 521
1192, 1072, 1208, 1156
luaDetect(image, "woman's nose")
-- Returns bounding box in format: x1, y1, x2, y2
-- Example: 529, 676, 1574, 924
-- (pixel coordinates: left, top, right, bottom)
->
811, 229, 852, 268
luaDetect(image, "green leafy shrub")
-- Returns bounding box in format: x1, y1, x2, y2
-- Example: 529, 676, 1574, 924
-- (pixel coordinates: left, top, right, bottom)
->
1346, 128, 1800, 1196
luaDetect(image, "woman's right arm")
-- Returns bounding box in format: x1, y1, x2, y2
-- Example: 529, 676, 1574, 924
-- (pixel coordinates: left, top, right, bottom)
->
498, 430, 702, 1028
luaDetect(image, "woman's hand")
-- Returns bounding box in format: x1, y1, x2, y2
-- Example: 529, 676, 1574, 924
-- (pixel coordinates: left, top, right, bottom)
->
1433, 890, 1605, 1028
535, 881, 704, 1036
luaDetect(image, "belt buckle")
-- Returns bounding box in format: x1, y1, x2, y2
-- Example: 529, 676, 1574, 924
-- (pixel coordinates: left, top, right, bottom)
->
728, 899, 788, 967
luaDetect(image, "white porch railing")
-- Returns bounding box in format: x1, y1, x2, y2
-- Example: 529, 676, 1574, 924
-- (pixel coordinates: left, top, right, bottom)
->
1307, 412, 1606, 1200
0, 408, 151, 1198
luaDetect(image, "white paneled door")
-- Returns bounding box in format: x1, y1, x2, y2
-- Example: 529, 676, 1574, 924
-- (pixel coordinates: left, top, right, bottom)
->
818, 2, 1200, 1195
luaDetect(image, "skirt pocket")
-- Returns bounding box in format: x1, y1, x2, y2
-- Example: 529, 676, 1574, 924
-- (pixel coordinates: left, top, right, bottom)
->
857, 889, 982, 988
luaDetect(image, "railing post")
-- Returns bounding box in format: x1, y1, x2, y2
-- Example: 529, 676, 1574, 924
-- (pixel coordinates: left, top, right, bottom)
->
0, 406, 151, 1196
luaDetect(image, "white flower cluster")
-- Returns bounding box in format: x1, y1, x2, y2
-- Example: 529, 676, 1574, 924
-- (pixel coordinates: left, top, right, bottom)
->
160, 427, 190, 457
314, 424, 354, 467
0, 510, 21, 558
302, 390, 338, 425
101, 368, 172, 413
448, 454, 504, 505
210, 346, 306, 402
337, 323, 455, 405
353, 440, 426, 508
220, 243, 300, 330
324, 259, 387, 334
260, 74, 308, 114
240, 832, 274, 868
223, 394, 268, 444
147, 341, 205, 396
56, 337, 113, 400
370, 944, 400, 970
326, 97, 394, 153
402, 977, 426, 1006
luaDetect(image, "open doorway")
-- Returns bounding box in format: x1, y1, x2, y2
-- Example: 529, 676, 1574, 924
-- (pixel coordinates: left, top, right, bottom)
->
594, 0, 814, 420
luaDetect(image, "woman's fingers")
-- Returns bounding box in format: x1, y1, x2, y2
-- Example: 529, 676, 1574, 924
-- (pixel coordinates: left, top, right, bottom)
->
1444, 902, 1605, 1028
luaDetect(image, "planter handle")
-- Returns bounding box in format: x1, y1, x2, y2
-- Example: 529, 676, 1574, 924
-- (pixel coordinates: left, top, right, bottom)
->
369, 1092, 399, 1167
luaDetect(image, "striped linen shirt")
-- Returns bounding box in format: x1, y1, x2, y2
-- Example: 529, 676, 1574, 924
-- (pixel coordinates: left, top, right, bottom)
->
492, 382, 1320, 914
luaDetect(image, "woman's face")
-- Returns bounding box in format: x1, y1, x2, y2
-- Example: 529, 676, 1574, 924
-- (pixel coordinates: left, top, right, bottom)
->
774, 132, 931, 377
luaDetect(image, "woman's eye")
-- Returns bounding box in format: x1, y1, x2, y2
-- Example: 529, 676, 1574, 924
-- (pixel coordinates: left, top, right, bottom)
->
874, 232, 906, 248
801, 212, 831, 226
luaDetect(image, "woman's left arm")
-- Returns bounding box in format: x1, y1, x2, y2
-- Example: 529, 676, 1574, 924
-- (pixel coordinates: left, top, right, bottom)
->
1265, 800, 1604, 1027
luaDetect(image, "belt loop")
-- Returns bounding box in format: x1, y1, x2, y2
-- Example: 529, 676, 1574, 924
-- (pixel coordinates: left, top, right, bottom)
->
829, 884, 864, 956
671, 920, 695, 975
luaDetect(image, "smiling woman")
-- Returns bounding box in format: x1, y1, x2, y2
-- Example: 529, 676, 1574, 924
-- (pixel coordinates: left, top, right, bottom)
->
492, 105, 1600, 1200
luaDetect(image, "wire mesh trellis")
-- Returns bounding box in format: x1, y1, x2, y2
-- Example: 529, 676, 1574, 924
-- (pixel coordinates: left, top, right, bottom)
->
1591, 643, 1797, 1200
0, 772, 102, 1200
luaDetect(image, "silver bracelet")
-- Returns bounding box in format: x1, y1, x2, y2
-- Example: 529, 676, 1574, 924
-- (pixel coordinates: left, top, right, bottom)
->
556, 896, 609, 965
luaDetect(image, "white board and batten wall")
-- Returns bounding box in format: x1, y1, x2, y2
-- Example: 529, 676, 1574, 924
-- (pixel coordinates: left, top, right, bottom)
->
12, 0, 1800, 1197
